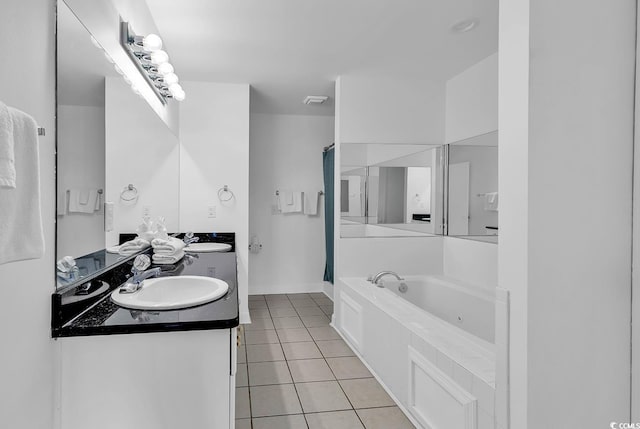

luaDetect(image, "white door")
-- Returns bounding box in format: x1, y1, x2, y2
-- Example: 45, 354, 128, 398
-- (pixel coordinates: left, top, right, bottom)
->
448, 162, 470, 235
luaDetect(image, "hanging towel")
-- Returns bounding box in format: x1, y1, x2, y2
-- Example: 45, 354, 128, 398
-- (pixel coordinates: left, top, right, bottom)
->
151, 237, 185, 255
484, 192, 499, 211
0, 101, 16, 189
68, 189, 99, 214
304, 191, 319, 216
118, 238, 150, 256
280, 191, 302, 213
0, 106, 45, 265
152, 250, 185, 265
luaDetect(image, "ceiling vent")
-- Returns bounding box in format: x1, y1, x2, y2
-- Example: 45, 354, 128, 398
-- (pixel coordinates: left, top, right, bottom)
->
303, 95, 329, 105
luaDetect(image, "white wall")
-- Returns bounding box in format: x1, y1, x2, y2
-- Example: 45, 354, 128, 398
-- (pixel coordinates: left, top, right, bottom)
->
338, 75, 445, 144
0, 0, 55, 427
57, 105, 105, 257
179, 81, 250, 320
634, 6, 640, 420
446, 52, 498, 144
500, 0, 635, 427
105, 77, 180, 245
249, 114, 333, 294
443, 237, 497, 290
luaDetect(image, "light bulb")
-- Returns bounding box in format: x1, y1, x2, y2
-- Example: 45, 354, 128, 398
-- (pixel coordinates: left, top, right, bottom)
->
157, 62, 174, 76
150, 50, 169, 65
168, 83, 183, 97
142, 34, 163, 51
163, 73, 179, 86
173, 90, 186, 101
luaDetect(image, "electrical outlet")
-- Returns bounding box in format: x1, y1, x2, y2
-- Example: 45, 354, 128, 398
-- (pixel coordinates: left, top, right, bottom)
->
207, 205, 217, 218
143, 206, 151, 217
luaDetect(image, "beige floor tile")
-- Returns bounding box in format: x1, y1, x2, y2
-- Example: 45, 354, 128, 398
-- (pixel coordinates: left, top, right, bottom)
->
301, 315, 330, 327
316, 339, 355, 358
248, 361, 293, 386
245, 318, 275, 331
308, 326, 341, 341
252, 414, 307, 429
247, 343, 285, 362
245, 329, 280, 345
305, 410, 365, 429
267, 300, 294, 309
313, 297, 333, 306
249, 300, 268, 309
356, 407, 415, 429
273, 316, 305, 329
250, 308, 271, 319
326, 357, 372, 379
235, 418, 252, 429
236, 387, 251, 419
282, 341, 323, 360
237, 345, 247, 363
291, 299, 318, 308
287, 293, 311, 300
295, 306, 326, 316
296, 381, 352, 413
269, 307, 299, 318
277, 328, 312, 343
320, 305, 334, 315
237, 363, 248, 387
288, 359, 335, 383
265, 293, 290, 300
250, 384, 302, 417
309, 292, 328, 299
339, 378, 395, 409
248, 295, 266, 301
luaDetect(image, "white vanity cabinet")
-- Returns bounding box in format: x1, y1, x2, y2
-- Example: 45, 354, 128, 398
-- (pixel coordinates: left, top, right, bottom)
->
56, 328, 237, 429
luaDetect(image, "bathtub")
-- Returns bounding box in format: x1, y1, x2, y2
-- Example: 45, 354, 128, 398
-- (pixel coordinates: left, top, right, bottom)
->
334, 275, 497, 429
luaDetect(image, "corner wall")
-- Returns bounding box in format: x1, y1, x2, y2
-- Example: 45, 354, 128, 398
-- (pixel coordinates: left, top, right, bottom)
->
249, 113, 334, 295
0, 0, 56, 427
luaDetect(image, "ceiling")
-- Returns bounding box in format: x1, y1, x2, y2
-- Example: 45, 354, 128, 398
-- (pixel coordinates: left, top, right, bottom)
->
146, 0, 498, 116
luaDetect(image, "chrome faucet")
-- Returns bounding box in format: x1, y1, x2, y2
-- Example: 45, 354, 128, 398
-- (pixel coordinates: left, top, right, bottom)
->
119, 255, 161, 294
183, 231, 200, 245
369, 271, 404, 288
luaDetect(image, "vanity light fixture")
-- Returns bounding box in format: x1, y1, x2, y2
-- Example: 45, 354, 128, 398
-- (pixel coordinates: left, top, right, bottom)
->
120, 21, 186, 103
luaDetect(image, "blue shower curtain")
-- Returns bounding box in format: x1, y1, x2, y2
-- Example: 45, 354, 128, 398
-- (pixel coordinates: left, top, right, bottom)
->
323, 147, 334, 283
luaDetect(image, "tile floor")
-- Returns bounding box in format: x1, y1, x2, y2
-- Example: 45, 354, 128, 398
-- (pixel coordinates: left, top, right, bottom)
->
236, 293, 416, 429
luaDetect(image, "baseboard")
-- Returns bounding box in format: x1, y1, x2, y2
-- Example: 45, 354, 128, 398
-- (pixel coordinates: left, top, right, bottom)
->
239, 309, 251, 324
322, 281, 334, 300
249, 281, 328, 296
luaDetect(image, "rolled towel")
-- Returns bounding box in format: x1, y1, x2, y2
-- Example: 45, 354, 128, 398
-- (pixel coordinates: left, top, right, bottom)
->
151, 237, 185, 255
118, 238, 150, 256
152, 250, 185, 265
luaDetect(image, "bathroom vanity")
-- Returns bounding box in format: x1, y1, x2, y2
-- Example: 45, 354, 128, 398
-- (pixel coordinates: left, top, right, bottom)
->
52, 248, 239, 429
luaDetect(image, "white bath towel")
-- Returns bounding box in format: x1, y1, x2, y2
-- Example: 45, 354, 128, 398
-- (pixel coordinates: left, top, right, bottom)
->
280, 191, 302, 213
304, 191, 319, 216
0, 106, 45, 265
151, 237, 185, 255
0, 101, 16, 189
152, 250, 184, 265
484, 192, 499, 211
118, 238, 150, 256
68, 189, 99, 214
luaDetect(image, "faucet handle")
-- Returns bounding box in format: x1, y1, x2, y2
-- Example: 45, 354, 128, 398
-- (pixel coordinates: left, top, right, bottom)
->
132, 254, 151, 274
183, 231, 200, 245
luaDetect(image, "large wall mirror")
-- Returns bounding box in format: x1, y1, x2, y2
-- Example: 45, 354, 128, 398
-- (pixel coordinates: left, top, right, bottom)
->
340, 143, 444, 238
56, 1, 179, 288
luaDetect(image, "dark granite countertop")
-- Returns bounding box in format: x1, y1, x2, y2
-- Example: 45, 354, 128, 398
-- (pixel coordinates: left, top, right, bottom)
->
52, 250, 239, 337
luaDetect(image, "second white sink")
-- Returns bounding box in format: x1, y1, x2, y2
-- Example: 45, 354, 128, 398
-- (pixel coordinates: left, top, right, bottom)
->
111, 276, 229, 310
186, 242, 232, 253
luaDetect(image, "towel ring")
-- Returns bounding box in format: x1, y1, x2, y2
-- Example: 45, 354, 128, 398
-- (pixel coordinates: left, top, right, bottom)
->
218, 185, 235, 202
120, 184, 139, 204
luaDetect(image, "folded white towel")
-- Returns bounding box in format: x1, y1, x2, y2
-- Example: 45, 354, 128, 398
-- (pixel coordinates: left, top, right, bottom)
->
0, 106, 45, 265
151, 237, 185, 255
484, 192, 499, 211
280, 191, 302, 213
118, 238, 150, 256
152, 250, 184, 265
68, 189, 99, 214
304, 191, 319, 216
0, 101, 16, 189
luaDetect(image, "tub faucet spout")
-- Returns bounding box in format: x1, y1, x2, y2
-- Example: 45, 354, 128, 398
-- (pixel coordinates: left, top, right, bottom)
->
370, 271, 404, 288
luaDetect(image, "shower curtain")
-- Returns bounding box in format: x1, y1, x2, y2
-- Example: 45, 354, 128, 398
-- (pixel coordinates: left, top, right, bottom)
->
323, 147, 334, 283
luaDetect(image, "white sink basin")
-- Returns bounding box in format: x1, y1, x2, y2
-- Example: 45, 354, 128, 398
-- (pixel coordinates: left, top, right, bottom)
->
111, 276, 229, 310
186, 242, 232, 253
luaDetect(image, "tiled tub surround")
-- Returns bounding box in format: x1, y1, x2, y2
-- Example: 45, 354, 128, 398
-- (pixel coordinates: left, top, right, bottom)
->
238, 293, 416, 429
335, 277, 497, 429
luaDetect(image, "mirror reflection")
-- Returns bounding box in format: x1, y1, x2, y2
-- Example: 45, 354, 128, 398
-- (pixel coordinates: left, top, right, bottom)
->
56, 1, 179, 287
340, 144, 444, 238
